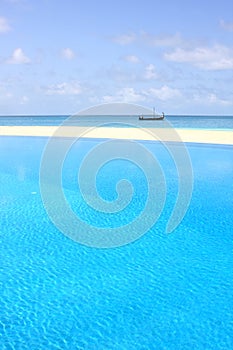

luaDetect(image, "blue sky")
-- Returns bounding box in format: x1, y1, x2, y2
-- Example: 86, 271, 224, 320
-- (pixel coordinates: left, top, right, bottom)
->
0, 0, 233, 115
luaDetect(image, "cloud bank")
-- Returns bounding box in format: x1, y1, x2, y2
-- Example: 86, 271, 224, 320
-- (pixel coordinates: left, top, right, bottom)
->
164, 45, 233, 70
6, 48, 31, 64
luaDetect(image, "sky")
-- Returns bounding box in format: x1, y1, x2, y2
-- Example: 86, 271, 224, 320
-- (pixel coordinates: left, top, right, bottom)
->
0, 0, 233, 115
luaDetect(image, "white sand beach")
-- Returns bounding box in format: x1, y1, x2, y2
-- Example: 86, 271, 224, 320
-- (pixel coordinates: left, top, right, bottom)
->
0, 126, 232, 145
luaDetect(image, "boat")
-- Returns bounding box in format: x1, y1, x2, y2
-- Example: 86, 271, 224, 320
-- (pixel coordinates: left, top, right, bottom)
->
139, 108, 165, 121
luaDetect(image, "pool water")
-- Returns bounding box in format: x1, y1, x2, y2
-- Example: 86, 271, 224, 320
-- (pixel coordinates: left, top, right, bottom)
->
0, 136, 233, 349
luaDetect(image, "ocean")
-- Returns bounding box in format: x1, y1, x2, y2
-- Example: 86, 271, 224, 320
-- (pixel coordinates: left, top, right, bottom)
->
0, 114, 233, 129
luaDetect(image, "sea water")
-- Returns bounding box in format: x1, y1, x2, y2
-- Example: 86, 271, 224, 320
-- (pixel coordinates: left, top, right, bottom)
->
0, 114, 233, 129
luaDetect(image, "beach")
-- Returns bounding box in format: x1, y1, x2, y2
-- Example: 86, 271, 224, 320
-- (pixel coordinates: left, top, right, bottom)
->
0, 126, 232, 145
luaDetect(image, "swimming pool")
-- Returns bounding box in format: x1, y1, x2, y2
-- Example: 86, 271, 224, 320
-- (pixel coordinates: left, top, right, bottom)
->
0, 135, 233, 349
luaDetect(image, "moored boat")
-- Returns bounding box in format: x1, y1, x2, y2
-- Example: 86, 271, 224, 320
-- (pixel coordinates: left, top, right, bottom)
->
139, 108, 165, 121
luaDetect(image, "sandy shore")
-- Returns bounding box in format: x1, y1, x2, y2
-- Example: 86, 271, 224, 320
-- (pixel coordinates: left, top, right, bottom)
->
0, 126, 232, 145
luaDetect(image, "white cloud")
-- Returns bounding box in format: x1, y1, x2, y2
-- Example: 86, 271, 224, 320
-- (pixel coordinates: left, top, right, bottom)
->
145, 85, 182, 101
20, 95, 29, 104
143, 64, 158, 80
107, 62, 160, 83
102, 85, 181, 104
164, 45, 233, 70
113, 32, 185, 48
122, 55, 140, 63
144, 32, 184, 47
45, 82, 82, 95
220, 19, 233, 32
61, 48, 75, 60
112, 33, 136, 45
103, 87, 145, 103
6, 48, 31, 64
0, 17, 11, 33
193, 93, 232, 106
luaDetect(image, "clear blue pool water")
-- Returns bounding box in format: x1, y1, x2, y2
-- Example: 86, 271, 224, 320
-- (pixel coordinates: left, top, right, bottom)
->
0, 114, 233, 129
0, 136, 233, 349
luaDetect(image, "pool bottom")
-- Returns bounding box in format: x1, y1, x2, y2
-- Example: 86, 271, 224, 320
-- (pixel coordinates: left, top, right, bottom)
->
0, 136, 233, 350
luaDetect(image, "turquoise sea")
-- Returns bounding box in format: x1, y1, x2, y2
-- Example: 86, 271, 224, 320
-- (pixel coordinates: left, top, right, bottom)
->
0, 114, 233, 129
